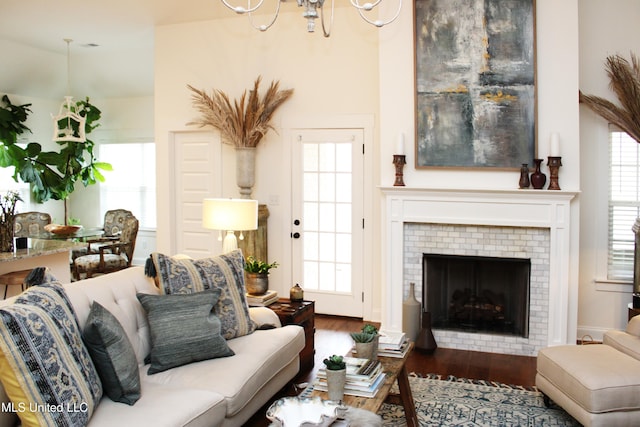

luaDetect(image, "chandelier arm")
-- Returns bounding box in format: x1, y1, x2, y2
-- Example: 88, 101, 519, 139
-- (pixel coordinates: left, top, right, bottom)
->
356, 0, 402, 27
349, 0, 383, 11
248, 0, 281, 31
220, 0, 266, 14
320, 0, 335, 37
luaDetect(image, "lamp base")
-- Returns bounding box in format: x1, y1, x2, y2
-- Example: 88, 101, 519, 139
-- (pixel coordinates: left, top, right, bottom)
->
222, 230, 239, 253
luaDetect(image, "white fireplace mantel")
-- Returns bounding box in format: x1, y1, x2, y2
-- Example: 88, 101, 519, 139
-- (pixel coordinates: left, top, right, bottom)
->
380, 187, 579, 349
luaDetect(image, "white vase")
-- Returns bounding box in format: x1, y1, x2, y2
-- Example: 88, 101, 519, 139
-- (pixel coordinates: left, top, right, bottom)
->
235, 147, 256, 199
325, 368, 346, 402
403, 282, 421, 342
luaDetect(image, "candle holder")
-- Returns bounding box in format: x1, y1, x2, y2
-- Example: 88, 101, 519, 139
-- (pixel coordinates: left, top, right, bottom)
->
547, 156, 562, 190
393, 155, 406, 186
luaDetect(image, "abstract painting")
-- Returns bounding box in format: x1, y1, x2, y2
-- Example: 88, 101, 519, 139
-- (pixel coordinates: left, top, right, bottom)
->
415, 0, 536, 169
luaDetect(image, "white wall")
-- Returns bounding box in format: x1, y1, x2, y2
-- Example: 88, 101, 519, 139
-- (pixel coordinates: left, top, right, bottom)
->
378, 0, 581, 326
577, 0, 640, 338
154, 8, 380, 298
154, 1, 585, 326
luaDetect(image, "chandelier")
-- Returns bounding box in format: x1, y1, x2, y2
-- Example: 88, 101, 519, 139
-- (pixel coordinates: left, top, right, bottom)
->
52, 39, 86, 143
219, 0, 402, 37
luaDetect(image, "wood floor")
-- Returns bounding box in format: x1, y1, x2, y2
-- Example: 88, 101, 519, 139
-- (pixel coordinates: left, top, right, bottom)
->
244, 314, 537, 426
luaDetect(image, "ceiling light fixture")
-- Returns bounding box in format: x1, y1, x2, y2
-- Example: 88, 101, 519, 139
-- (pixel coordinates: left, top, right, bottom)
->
220, 0, 401, 37
52, 38, 86, 143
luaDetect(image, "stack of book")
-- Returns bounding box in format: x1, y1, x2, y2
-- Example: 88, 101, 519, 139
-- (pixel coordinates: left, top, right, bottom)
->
246, 290, 278, 307
314, 357, 386, 398
377, 330, 411, 358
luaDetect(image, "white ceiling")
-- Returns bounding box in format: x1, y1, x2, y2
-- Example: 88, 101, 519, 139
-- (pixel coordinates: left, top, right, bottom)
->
0, 0, 235, 98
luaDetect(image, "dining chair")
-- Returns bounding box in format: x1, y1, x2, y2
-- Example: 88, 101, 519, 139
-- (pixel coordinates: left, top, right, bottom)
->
14, 212, 52, 237
71, 209, 134, 260
0, 212, 52, 298
73, 216, 139, 280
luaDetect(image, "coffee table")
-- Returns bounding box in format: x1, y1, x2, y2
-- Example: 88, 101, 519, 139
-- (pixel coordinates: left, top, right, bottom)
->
311, 342, 418, 427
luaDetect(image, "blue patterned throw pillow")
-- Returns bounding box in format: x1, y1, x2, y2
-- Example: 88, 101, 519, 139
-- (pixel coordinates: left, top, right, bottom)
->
0, 282, 102, 427
149, 250, 257, 339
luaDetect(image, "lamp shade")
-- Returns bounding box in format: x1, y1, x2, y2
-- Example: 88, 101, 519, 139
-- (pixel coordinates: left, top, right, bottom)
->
202, 198, 258, 231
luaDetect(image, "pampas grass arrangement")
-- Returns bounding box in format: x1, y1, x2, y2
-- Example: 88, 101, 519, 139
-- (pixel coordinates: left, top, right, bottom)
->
579, 53, 640, 143
187, 76, 294, 148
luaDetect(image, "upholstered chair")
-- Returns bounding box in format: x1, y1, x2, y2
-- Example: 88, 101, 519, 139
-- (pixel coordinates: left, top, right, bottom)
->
73, 216, 139, 280
14, 212, 52, 237
71, 209, 134, 260
0, 212, 52, 298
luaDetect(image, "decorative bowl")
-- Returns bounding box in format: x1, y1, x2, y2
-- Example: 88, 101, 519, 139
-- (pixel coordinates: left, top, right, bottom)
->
266, 397, 343, 427
44, 224, 83, 235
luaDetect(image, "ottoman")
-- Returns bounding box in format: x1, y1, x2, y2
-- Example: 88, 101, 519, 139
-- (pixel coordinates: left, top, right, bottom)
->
536, 344, 640, 426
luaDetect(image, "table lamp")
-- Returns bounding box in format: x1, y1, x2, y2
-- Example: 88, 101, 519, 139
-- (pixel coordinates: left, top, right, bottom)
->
202, 198, 258, 253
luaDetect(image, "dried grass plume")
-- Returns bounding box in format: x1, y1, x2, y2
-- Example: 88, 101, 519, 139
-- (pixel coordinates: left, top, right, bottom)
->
187, 76, 294, 148
579, 53, 640, 143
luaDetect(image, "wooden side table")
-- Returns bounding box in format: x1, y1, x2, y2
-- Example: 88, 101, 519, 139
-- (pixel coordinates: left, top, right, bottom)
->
269, 299, 315, 373
628, 303, 640, 321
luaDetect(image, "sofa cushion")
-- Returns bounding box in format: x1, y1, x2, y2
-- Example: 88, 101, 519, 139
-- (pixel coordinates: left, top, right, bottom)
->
537, 344, 640, 413
0, 282, 102, 427
626, 315, 640, 336
604, 327, 640, 360
63, 266, 159, 366
83, 301, 141, 405
88, 381, 227, 427
138, 289, 235, 374
143, 324, 305, 417
148, 250, 257, 339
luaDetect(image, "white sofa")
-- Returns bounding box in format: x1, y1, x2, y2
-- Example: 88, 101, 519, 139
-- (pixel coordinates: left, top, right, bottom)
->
0, 265, 306, 427
536, 316, 640, 426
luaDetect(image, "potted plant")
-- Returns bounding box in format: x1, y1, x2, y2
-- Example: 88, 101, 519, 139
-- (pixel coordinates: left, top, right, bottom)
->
0, 191, 22, 252
187, 77, 294, 198
244, 255, 278, 295
350, 323, 379, 360
0, 95, 111, 225
322, 355, 346, 402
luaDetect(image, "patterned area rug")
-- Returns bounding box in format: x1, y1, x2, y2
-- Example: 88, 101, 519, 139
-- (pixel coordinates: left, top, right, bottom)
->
379, 374, 580, 427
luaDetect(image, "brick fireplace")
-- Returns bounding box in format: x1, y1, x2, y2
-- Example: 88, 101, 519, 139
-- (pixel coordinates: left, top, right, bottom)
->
381, 187, 578, 356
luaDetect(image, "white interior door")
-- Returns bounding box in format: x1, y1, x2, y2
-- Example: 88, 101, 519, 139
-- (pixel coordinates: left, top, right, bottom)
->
171, 131, 222, 257
291, 129, 364, 317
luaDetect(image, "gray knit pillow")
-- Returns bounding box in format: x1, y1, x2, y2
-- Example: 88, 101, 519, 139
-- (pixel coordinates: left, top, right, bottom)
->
83, 301, 141, 405
137, 289, 235, 374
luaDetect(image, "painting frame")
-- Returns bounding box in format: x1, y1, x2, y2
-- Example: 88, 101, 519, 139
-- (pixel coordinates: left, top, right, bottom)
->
414, 0, 537, 170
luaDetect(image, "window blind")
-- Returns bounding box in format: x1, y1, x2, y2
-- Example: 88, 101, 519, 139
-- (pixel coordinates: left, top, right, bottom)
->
608, 128, 640, 280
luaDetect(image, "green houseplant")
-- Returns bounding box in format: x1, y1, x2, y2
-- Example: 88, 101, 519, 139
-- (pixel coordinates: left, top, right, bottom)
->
0, 95, 111, 224
350, 324, 379, 360
244, 256, 278, 295
322, 355, 346, 371
322, 355, 346, 402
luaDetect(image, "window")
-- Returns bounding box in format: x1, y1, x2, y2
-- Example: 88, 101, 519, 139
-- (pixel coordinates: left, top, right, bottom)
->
0, 166, 31, 213
608, 127, 640, 281
99, 142, 156, 229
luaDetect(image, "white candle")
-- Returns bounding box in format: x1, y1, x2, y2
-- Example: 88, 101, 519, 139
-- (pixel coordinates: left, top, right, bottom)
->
396, 132, 405, 155
550, 132, 560, 157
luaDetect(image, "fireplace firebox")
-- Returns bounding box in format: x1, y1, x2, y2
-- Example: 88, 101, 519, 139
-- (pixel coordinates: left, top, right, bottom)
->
423, 253, 531, 338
